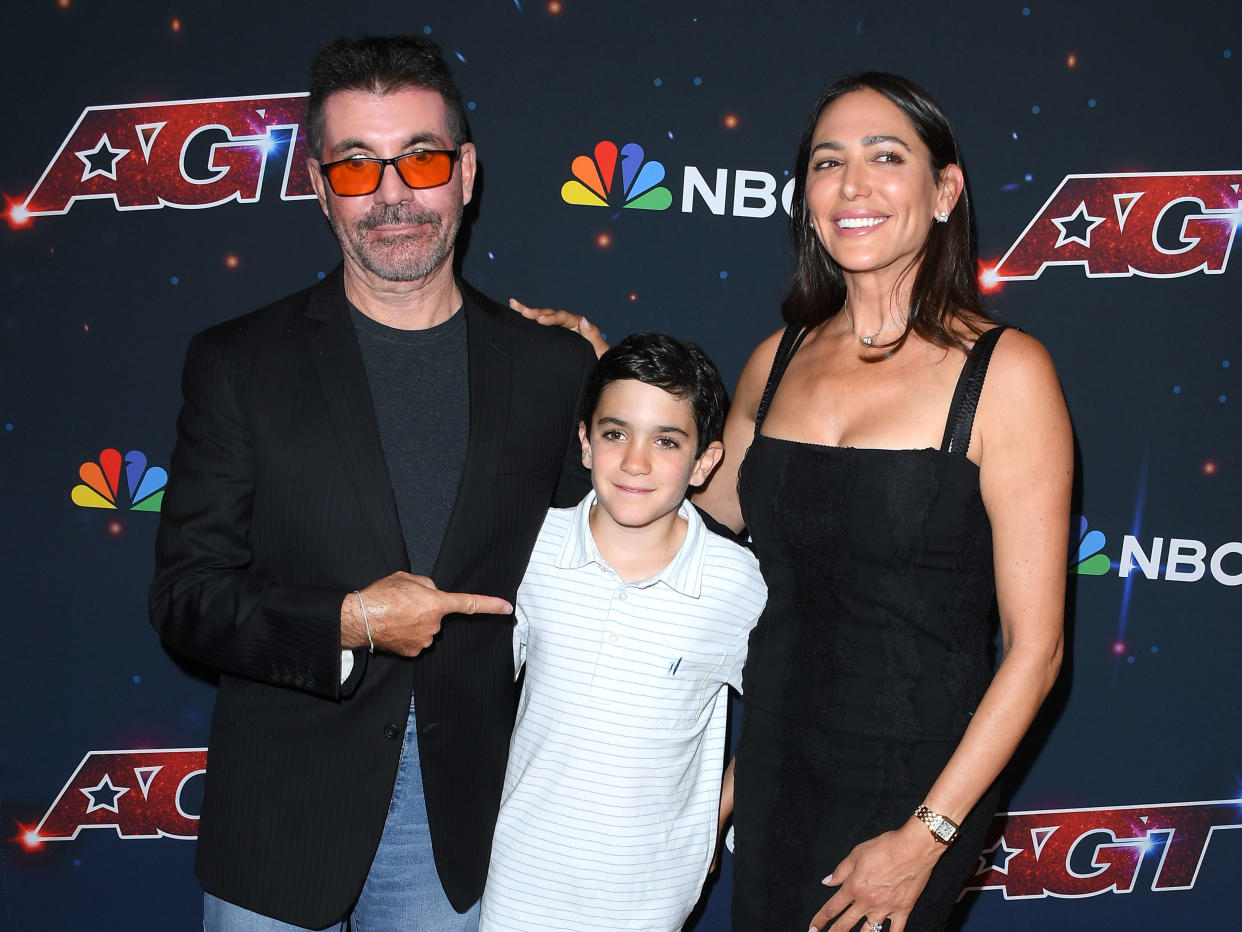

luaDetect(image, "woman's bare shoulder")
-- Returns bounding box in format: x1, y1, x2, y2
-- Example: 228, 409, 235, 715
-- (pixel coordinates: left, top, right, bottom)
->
727, 325, 788, 420
982, 327, 1060, 395
975, 326, 1070, 465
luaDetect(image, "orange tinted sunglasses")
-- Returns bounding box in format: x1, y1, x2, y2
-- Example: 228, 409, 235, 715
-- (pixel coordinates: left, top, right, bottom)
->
319, 149, 459, 196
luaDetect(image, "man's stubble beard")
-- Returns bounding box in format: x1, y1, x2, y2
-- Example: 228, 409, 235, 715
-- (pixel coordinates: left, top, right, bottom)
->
332, 201, 463, 282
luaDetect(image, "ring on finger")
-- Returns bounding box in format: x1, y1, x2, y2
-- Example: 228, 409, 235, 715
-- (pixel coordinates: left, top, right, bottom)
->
868, 922, 885, 932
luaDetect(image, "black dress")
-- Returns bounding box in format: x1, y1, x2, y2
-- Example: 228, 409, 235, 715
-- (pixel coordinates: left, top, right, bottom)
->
732, 325, 1007, 931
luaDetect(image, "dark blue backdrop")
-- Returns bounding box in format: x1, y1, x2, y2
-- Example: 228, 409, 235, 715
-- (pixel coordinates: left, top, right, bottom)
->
3, 1, 1239, 929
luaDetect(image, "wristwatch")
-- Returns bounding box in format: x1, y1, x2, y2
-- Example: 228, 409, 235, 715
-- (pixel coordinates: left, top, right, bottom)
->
914, 805, 960, 845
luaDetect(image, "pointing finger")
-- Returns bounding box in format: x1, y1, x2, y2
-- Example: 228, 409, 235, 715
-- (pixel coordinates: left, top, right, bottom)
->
442, 591, 513, 617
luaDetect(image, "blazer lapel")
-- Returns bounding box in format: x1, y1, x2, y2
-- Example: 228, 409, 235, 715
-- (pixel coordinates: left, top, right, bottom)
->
304, 269, 408, 569
432, 289, 510, 585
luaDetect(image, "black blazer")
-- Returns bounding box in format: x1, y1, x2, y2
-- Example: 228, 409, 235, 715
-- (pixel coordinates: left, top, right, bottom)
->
149, 267, 594, 927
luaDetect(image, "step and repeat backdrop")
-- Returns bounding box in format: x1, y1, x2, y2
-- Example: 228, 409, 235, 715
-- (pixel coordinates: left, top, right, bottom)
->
2, 1, 1239, 929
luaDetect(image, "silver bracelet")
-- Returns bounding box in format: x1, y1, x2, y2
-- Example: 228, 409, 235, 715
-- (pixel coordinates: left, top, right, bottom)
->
354, 590, 375, 653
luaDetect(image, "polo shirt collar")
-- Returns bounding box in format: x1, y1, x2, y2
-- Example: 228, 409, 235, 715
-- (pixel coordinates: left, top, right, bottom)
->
557, 491, 707, 598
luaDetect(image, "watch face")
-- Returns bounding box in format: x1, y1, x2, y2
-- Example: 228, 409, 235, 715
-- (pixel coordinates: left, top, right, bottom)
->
932, 819, 956, 841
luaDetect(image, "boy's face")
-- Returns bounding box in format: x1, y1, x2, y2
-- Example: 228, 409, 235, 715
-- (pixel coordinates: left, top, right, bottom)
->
579, 379, 723, 533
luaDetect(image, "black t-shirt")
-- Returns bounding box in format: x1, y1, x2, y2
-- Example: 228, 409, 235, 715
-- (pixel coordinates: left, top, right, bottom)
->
350, 304, 469, 577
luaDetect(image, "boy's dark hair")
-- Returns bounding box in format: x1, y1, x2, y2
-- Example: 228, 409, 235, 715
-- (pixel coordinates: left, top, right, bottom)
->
580, 333, 728, 457
306, 35, 472, 160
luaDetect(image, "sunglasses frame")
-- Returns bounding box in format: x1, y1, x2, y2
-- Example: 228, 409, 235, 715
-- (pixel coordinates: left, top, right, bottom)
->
318, 148, 460, 197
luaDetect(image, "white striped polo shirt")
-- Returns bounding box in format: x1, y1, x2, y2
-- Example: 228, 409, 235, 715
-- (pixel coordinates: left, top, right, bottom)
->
479, 491, 766, 931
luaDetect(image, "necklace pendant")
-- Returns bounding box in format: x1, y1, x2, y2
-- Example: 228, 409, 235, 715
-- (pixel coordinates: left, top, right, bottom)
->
861, 336, 873, 346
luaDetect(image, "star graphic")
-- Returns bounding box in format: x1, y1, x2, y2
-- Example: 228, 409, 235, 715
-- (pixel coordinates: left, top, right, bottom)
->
976, 834, 1023, 875
80, 773, 130, 813
1051, 202, 1106, 249
76, 134, 130, 182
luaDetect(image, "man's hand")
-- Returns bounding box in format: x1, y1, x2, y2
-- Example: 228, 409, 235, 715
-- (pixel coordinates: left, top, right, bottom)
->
341, 572, 513, 657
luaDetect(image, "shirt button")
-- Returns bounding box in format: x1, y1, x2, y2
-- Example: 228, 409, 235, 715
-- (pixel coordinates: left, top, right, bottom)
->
618, 591, 628, 601
383, 724, 401, 739
608, 633, 619, 643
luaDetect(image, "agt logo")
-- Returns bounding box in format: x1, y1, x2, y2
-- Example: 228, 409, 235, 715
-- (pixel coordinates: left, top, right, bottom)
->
19, 749, 206, 847
989, 172, 1242, 282
1070, 515, 1241, 587
10, 94, 313, 223
964, 799, 1242, 900
72, 448, 167, 512
561, 139, 794, 218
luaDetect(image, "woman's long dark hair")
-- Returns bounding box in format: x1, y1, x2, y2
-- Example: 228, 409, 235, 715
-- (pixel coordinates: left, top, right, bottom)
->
782, 73, 993, 356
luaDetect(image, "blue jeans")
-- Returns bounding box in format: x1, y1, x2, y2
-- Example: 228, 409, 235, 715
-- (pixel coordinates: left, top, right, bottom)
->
204, 699, 479, 932
204, 894, 345, 932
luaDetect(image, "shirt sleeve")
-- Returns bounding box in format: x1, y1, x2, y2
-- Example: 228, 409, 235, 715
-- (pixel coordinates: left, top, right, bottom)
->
512, 602, 529, 679
724, 558, 767, 693
724, 623, 752, 693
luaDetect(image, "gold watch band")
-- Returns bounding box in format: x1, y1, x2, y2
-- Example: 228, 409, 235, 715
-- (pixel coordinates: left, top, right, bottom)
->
914, 805, 960, 844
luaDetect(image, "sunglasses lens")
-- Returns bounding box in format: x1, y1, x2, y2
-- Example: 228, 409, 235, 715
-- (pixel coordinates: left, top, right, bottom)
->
325, 159, 383, 196
395, 151, 453, 188
323, 151, 456, 196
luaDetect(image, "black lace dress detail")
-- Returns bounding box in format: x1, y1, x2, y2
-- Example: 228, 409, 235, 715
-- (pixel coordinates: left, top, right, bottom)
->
731, 326, 1007, 931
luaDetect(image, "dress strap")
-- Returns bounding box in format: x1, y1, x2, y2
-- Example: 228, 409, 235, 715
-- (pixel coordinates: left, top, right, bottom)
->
754, 324, 809, 433
939, 326, 1009, 456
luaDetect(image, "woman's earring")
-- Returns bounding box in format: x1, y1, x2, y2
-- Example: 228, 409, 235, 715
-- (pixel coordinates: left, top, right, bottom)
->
935, 210, 949, 223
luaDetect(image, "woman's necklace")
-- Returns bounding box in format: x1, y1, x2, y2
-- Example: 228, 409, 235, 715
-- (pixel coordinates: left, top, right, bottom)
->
842, 305, 902, 346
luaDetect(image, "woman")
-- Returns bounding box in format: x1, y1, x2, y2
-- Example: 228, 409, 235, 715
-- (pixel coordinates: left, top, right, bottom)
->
694, 73, 1071, 932
515, 72, 1069, 932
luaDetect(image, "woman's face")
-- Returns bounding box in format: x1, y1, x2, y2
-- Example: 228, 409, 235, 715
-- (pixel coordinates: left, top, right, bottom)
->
804, 88, 959, 280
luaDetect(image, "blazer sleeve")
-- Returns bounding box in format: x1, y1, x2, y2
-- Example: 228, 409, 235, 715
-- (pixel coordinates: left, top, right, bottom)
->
148, 328, 348, 700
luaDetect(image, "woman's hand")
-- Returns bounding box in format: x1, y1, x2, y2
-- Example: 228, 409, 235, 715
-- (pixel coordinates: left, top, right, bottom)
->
808, 819, 944, 932
508, 298, 610, 358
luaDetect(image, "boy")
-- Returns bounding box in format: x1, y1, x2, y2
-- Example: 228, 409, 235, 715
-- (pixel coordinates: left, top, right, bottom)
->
479, 333, 766, 931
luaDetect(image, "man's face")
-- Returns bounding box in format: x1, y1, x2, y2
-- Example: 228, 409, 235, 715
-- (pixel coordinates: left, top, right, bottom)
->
307, 87, 476, 284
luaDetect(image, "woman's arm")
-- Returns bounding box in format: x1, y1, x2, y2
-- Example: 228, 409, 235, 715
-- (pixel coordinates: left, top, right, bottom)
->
508, 298, 610, 357
920, 329, 1071, 820
692, 329, 784, 533
809, 329, 1072, 932
711, 756, 736, 873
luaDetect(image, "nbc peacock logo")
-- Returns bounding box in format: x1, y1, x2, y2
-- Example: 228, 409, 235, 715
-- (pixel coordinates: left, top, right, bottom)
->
560, 141, 672, 211
1066, 514, 1240, 586
71, 448, 166, 513
1069, 514, 1111, 575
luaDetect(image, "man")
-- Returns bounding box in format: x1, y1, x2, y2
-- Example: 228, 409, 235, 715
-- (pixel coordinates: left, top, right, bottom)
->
149, 35, 595, 931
